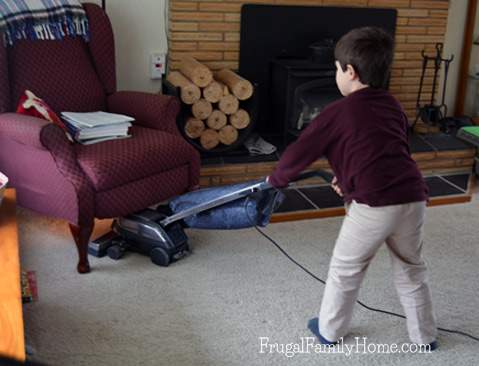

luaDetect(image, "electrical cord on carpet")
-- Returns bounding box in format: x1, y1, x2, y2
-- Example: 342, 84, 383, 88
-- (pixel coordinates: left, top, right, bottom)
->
253, 225, 479, 343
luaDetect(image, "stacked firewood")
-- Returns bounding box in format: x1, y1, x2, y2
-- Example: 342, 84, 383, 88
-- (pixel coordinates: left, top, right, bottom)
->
166, 56, 254, 150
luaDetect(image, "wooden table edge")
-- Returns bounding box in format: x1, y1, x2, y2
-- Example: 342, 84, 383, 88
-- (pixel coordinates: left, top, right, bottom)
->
0, 189, 25, 361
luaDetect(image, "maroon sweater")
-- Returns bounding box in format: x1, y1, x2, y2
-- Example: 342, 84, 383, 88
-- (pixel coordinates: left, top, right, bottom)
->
269, 87, 428, 206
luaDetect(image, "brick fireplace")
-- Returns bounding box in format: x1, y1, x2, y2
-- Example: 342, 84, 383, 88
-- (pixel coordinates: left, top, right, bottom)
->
168, 0, 450, 122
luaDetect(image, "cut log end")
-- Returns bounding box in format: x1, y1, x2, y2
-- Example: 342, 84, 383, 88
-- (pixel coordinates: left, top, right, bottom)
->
233, 82, 254, 101
166, 71, 201, 104
181, 86, 201, 105
219, 125, 239, 145
215, 69, 253, 100
218, 94, 239, 115
184, 118, 205, 139
206, 110, 227, 130
230, 109, 250, 129
192, 99, 213, 120
200, 128, 220, 150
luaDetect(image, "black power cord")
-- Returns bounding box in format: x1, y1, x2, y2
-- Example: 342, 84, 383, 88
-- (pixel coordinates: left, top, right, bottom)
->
254, 226, 479, 343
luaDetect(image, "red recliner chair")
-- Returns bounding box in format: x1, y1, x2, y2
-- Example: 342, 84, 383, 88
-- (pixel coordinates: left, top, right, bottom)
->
0, 3, 200, 273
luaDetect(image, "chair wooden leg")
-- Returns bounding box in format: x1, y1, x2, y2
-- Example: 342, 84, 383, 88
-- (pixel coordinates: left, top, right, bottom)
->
69, 223, 94, 274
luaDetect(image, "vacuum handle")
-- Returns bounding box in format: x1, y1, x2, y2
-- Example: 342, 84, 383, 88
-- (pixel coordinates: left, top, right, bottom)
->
163, 170, 335, 226
261, 169, 334, 191
291, 170, 335, 184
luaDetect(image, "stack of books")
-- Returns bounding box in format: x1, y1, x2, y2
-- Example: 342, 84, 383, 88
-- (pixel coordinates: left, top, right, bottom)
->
61, 111, 134, 145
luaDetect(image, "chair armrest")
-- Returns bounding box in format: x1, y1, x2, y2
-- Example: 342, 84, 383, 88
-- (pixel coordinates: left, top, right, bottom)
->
0, 113, 50, 150
39, 123, 96, 229
107, 91, 181, 135
0, 114, 94, 226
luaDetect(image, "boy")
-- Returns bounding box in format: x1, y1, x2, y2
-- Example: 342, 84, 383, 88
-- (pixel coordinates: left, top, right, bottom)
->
267, 27, 438, 349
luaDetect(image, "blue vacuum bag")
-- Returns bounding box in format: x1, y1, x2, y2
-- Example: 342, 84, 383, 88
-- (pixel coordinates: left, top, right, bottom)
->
169, 180, 285, 229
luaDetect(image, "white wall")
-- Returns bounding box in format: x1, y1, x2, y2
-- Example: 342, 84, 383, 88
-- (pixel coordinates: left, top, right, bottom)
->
463, 1, 479, 115
441, 0, 467, 115
82, 0, 168, 93
443, 0, 479, 117
470, 2, 479, 75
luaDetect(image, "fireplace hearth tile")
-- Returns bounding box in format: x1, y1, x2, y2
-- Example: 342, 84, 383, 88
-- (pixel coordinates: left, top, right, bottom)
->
424, 176, 465, 197
421, 133, 471, 151
275, 188, 316, 213
273, 173, 470, 215
201, 156, 224, 165
409, 134, 435, 153
437, 174, 469, 192
298, 186, 345, 209
223, 152, 279, 164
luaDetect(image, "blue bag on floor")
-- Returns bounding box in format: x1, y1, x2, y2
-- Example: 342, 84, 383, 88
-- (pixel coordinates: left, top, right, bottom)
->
169, 180, 285, 229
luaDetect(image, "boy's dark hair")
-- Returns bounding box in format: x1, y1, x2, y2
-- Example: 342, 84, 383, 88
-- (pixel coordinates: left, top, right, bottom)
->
334, 26, 394, 89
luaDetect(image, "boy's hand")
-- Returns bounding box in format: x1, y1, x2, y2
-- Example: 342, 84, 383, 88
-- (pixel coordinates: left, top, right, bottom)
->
265, 176, 274, 187
332, 176, 343, 197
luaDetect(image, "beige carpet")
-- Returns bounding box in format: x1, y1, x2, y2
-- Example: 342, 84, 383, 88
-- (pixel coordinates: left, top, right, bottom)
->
19, 189, 479, 366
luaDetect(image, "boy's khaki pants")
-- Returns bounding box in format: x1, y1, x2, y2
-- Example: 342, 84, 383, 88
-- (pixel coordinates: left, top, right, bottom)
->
319, 200, 437, 344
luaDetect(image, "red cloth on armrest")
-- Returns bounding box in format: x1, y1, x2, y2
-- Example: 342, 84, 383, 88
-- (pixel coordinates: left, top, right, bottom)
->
107, 91, 181, 135
16, 90, 67, 132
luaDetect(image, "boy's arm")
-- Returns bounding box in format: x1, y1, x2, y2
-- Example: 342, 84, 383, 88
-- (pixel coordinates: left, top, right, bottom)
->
268, 114, 335, 188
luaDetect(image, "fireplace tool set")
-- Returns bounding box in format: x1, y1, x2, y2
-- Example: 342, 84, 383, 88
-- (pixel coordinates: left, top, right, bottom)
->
411, 43, 454, 132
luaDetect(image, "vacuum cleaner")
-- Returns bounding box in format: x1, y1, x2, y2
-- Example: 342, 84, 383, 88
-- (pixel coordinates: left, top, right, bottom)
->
88, 170, 334, 266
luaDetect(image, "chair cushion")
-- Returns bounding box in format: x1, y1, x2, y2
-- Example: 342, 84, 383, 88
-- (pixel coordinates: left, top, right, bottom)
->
76, 126, 197, 192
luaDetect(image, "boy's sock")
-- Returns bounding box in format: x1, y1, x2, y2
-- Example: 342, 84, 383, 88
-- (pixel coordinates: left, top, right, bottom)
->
307, 318, 437, 350
307, 318, 337, 345
428, 340, 438, 351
